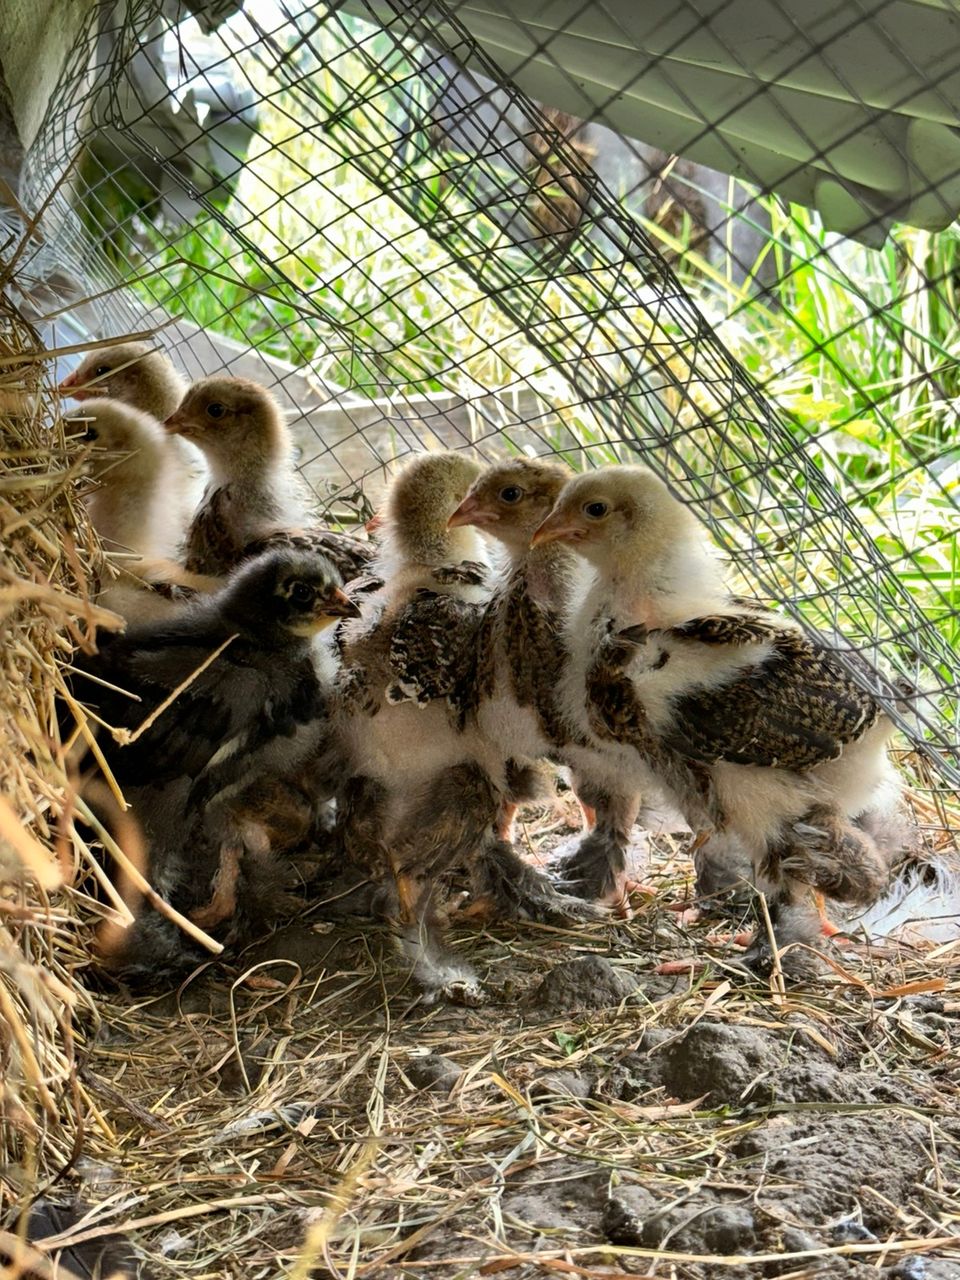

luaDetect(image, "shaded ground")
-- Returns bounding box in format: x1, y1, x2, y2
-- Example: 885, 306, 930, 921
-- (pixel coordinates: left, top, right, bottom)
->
35, 810, 960, 1279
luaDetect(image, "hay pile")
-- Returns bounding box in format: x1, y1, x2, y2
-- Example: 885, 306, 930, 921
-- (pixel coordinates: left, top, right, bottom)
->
0, 280, 122, 1237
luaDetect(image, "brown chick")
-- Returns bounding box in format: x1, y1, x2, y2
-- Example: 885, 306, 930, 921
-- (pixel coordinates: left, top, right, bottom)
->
164, 376, 373, 580
532, 465, 900, 956
60, 339, 188, 419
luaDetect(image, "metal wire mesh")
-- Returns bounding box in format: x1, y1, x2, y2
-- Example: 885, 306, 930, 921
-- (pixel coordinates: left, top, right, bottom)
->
14, 0, 960, 791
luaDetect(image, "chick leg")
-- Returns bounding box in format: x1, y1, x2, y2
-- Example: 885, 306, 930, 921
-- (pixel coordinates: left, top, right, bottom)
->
466, 836, 605, 925
190, 841, 241, 929
496, 801, 519, 842
550, 786, 644, 911
814, 891, 843, 938
779, 803, 889, 905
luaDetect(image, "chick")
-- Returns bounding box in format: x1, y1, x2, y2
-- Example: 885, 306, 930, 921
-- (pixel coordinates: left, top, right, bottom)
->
59, 339, 204, 534
338, 452, 591, 1001
164, 376, 372, 580
75, 397, 182, 560
449, 456, 654, 907
60, 340, 188, 419
69, 548, 359, 980
532, 465, 897, 944
72, 397, 212, 624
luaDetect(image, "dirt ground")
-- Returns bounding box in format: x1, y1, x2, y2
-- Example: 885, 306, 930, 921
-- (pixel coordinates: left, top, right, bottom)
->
36, 808, 960, 1280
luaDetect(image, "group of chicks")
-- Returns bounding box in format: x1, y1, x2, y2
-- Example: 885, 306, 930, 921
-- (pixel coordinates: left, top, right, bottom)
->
63, 340, 905, 999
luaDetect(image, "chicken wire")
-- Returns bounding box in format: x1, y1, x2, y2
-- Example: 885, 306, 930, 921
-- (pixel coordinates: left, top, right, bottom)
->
12, 0, 960, 792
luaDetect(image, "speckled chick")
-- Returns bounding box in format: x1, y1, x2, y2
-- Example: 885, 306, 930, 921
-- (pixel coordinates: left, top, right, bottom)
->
533, 465, 898, 938
338, 452, 596, 1002
449, 457, 658, 909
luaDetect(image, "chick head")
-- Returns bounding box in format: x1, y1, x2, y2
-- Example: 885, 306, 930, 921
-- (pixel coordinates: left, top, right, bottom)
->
59, 341, 185, 419
448, 456, 572, 554
531, 465, 699, 570
218, 548, 360, 645
385, 450, 482, 563
70, 397, 167, 480
164, 377, 288, 469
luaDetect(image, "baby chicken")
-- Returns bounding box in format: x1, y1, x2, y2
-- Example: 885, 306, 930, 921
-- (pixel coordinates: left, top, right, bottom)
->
449, 456, 655, 907
72, 397, 210, 623
60, 340, 188, 419
338, 452, 591, 1001
69, 548, 359, 980
532, 465, 898, 944
75, 397, 182, 560
164, 376, 372, 580
59, 339, 204, 534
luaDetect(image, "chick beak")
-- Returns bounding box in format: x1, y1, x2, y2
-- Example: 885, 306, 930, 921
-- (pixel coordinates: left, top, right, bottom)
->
59, 370, 93, 400
364, 511, 384, 535
447, 495, 488, 529
530, 510, 584, 547
320, 587, 361, 620
163, 410, 187, 436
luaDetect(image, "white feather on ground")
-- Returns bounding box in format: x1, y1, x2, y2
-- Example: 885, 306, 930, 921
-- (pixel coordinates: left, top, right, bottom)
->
850, 858, 960, 944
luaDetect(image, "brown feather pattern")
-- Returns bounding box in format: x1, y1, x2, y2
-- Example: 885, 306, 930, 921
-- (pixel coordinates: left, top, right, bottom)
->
660, 615, 880, 770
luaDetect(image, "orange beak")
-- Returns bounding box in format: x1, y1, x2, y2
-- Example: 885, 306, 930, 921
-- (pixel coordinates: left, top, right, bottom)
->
530, 510, 585, 548
322, 586, 362, 619
364, 510, 384, 535
163, 410, 187, 435
58, 369, 94, 400
447, 494, 492, 529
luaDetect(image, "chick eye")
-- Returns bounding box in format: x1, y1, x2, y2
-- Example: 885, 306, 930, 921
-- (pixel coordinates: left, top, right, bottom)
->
206, 402, 226, 419
289, 581, 314, 604
499, 485, 523, 503
83, 426, 99, 441
583, 501, 609, 519
93, 365, 110, 377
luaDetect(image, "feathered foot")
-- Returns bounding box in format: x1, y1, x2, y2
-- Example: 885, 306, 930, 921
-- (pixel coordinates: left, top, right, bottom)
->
397, 926, 485, 1007
549, 828, 640, 911
778, 803, 889, 906
693, 830, 754, 904
741, 898, 829, 980
468, 838, 605, 925
393, 870, 484, 1005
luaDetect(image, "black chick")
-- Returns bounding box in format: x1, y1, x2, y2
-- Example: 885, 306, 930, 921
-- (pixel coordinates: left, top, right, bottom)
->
68, 547, 359, 980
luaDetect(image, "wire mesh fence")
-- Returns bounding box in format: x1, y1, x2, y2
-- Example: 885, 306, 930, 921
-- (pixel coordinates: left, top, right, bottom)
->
11, 0, 960, 792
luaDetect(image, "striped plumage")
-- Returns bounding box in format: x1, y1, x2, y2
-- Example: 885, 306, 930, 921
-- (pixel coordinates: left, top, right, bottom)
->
659, 614, 879, 769
449, 457, 662, 907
